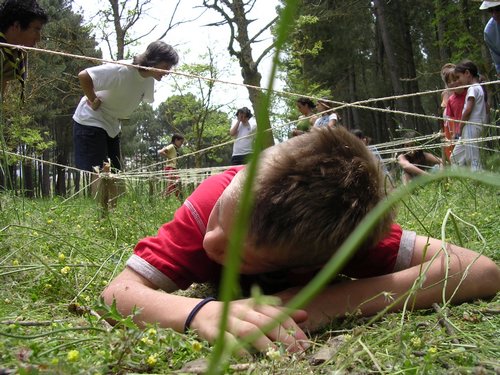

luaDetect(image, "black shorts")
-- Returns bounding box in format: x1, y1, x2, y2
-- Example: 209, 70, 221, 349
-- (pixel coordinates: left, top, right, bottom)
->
230, 153, 252, 165
73, 121, 122, 172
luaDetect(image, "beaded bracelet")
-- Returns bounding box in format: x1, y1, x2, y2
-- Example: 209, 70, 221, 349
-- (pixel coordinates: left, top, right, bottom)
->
184, 297, 216, 333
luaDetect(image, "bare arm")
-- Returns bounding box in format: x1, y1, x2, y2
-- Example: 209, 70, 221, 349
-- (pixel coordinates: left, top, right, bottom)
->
78, 70, 101, 110
309, 115, 318, 127
229, 120, 240, 137
461, 97, 475, 124
158, 146, 169, 158
102, 267, 309, 352
328, 118, 337, 128
423, 152, 442, 167
277, 236, 500, 331
397, 154, 426, 176
328, 113, 338, 128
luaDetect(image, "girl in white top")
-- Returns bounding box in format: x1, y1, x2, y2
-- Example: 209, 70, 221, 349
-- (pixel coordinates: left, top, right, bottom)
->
73, 41, 179, 172
450, 60, 488, 171
314, 98, 338, 128
229, 107, 257, 165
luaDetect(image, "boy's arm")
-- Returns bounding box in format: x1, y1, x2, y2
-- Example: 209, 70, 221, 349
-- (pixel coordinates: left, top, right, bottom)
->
277, 236, 500, 331
102, 267, 309, 352
397, 154, 426, 176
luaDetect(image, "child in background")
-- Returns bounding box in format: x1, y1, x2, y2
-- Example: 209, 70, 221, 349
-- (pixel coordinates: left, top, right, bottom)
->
158, 133, 184, 197
441, 63, 465, 161
102, 127, 500, 353
450, 60, 488, 171
229, 107, 257, 165
397, 133, 443, 185
314, 98, 338, 128
292, 97, 317, 136
441, 64, 467, 161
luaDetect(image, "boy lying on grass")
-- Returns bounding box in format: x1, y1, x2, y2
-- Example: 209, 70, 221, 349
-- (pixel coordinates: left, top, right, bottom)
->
102, 127, 500, 353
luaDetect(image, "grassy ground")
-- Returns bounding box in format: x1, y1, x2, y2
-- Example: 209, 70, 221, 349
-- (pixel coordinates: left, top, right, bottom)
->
0, 176, 499, 374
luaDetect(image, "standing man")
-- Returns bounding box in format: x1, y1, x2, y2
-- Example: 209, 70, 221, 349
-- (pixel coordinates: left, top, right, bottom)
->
0, 0, 48, 99
229, 106, 256, 165
73, 41, 179, 173
480, 1, 500, 76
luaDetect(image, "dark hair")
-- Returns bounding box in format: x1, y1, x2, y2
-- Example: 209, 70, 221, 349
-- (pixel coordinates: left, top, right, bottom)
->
296, 97, 316, 109
235, 107, 253, 119
0, 0, 48, 32
249, 126, 393, 266
350, 128, 365, 139
454, 60, 479, 78
171, 133, 184, 143
133, 40, 179, 68
350, 129, 372, 144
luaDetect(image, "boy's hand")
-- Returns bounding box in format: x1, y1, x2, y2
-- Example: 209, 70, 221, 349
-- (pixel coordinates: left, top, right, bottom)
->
190, 298, 309, 354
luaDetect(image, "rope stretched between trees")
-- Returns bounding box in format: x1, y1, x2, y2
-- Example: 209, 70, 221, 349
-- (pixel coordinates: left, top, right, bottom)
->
1, 40, 499, 130
0, 42, 499, 190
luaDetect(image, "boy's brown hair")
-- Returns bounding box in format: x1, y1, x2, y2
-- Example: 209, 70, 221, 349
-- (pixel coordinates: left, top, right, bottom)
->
246, 126, 393, 267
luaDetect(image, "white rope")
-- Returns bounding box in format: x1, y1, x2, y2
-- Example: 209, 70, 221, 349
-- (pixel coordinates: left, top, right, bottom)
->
3, 41, 499, 130
1, 42, 498, 185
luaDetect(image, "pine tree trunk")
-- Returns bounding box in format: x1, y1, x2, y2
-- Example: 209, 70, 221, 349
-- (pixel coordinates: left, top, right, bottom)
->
55, 164, 66, 197
372, 0, 406, 107
23, 159, 34, 198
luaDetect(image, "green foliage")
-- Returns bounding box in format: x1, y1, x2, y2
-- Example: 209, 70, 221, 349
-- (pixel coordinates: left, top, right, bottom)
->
30, 0, 101, 115
122, 103, 163, 169
157, 94, 231, 167
1, 0, 101, 190
1, 109, 51, 156
278, 0, 496, 140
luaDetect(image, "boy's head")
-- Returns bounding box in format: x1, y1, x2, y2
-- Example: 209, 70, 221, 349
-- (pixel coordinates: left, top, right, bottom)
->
0, 0, 47, 46
204, 127, 393, 273
296, 97, 316, 114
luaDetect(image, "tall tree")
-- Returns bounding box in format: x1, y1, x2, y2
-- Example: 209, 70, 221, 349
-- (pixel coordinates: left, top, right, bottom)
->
373, 0, 430, 133
279, 0, 392, 139
1, 0, 101, 197
34, 0, 101, 196
94, 0, 199, 59
279, 0, 491, 143
202, 0, 278, 147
